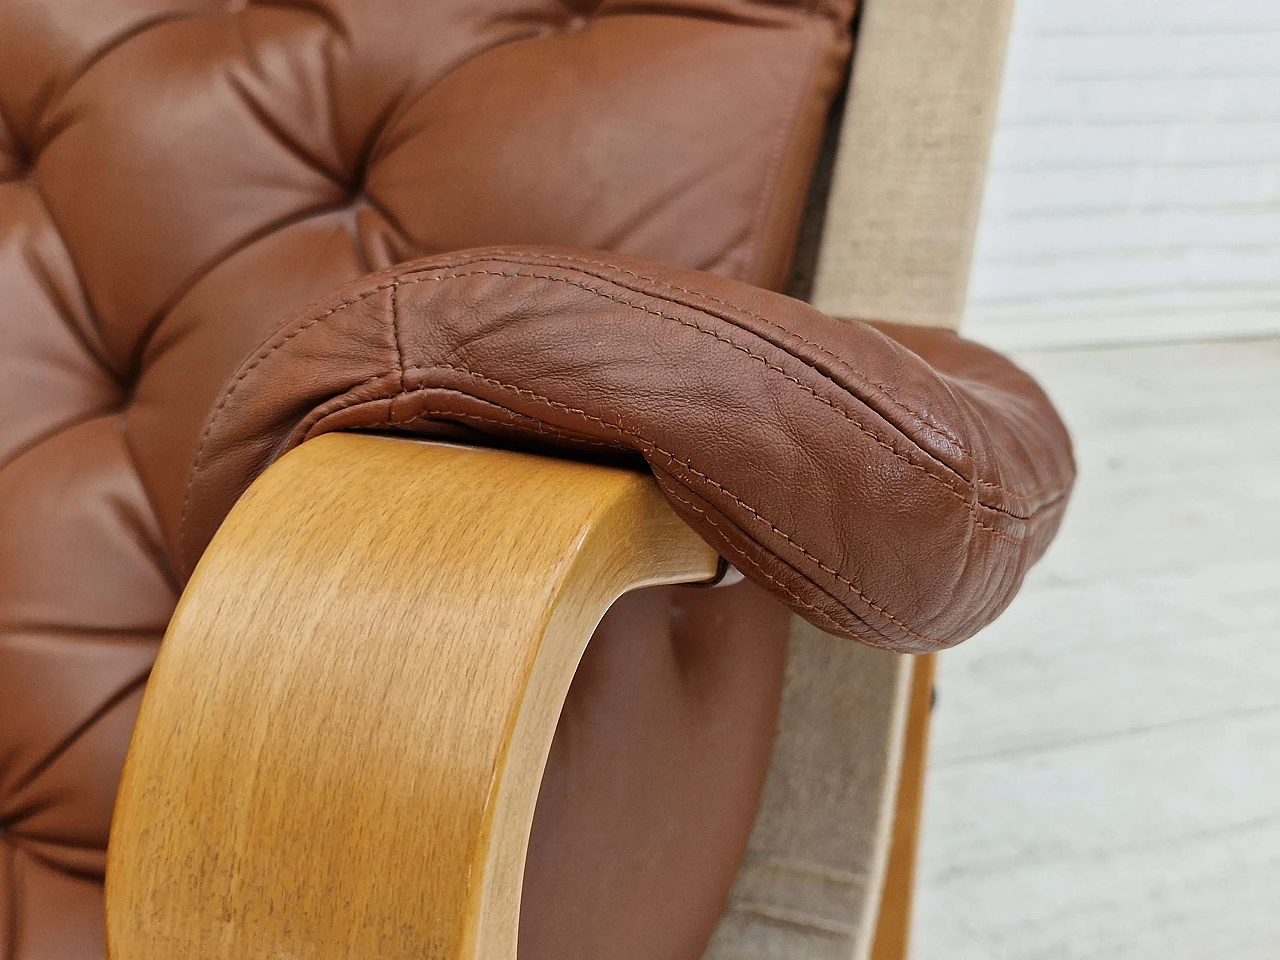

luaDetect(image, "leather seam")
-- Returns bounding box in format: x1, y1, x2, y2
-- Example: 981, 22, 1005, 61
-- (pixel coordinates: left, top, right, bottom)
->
657, 482, 922, 648
393, 409, 626, 453
302, 381, 933, 646
181, 266, 1061, 569
487, 248, 972, 452
304, 380, 628, 454
496, 256, 1069, 500
391, 278, 405, 391
401, 364, 1002, 646
420, 358, 1036, 546
413, 267, 1064, 520
180, 280, 400, 566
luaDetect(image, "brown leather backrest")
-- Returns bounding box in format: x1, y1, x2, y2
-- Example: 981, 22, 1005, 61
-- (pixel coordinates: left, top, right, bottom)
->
0, 1, 855, 955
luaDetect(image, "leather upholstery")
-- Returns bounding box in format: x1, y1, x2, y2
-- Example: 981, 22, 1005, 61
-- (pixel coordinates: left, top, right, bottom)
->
0, 0, 1077, 957
1, 0, 859, 955
180, 248, 1075, 652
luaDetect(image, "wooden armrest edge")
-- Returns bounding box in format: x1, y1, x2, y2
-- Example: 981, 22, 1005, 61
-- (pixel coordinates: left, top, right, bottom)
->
106, 434, 718, 960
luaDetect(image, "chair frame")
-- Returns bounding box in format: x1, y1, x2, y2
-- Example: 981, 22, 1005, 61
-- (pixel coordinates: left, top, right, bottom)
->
104, 0, 1015, 956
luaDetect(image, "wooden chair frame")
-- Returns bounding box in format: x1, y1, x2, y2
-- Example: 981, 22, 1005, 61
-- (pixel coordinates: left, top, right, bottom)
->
105, 0, 1015, 956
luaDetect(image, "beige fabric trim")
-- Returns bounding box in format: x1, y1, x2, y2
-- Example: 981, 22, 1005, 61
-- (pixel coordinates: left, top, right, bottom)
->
809, 0, 1015, 330
707, 2, 1016, 956
703, 623, 913, 960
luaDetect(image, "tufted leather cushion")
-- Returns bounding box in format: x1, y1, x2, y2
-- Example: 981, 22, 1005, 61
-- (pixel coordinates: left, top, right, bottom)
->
1, 0, 859, 955
180, 247, 1074, 652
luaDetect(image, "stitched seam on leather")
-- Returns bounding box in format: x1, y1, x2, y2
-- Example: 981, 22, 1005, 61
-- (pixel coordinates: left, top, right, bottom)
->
393, 365, 1015, 645
180, 268, 1052, 570
189, 370, 1003, 650
378, 366, 1026, 557
395, 409, 625, 452
181, 267, 1073, 590
415, 268, 1057, 520
291, 249, 1048, 507
400, 354, 1028, 542
390, 277, 405, 391
489, 265, 1069, 517
658, 484, 922, 648
394, 363, 1006, 645
306, 380, 626, 453
488, 249, 972, 451
497, 258, 1069, 503
311, 384, 923, 646
395, 406, 628, 453
238, 250, 1059, 509
180, 279, 401, 566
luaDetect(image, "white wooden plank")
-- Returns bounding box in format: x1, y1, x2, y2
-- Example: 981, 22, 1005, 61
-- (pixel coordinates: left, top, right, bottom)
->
965, 0, 1280, 348
961, 308, 1280, 351
915, 815, 1280, 960
930, 562, 1280, 766
914, 337, 1280, 958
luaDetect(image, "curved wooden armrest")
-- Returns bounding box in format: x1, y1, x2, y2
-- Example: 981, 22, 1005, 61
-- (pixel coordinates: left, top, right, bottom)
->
105, 433, 718, 959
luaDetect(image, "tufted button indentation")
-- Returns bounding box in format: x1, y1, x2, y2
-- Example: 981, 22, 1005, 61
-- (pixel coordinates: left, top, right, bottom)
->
0, 111, 28, 182
560, 0, 608, 18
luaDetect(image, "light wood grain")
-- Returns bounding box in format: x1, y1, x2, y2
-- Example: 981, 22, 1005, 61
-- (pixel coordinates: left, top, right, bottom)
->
105, 433, 718, 960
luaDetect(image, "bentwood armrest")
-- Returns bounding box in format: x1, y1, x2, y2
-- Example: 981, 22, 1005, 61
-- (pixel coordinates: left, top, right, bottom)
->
6, 0, 1045, 955
174, 248, 1074, 654
105, 433, 718, 959
108, 246, 1072, 960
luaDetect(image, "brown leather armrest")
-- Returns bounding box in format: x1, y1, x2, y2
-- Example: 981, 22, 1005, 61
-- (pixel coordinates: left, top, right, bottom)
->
179, 247, 1074, 652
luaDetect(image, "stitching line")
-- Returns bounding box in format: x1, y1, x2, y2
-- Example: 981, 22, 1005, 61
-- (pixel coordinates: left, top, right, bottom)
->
488, 255, 1068, 502
488, 248, 973, 450
406, 360, 1030, 554
391, 277, 404, 391
179, 279, 401, 564
522, 249, 1067, 501
288, 366, 1021, 646
395, 408, 625, 452
400, 363, 1007, 645
658, 483, 914, 647
300, 382, 931, 646
181, 264, 1066, 568
458, 270, 1002, 509
443, 268, 1057, 518
305, 380, 628, 454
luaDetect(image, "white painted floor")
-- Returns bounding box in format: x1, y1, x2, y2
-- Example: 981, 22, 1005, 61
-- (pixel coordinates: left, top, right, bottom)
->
912, 337, 1280, 960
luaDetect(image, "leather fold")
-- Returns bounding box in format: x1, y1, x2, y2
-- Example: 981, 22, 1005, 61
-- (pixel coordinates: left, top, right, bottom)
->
179, 247, 1075, 652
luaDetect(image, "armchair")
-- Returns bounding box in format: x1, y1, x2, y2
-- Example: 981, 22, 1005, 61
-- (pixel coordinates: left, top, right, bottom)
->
0, 0, 1068, 959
